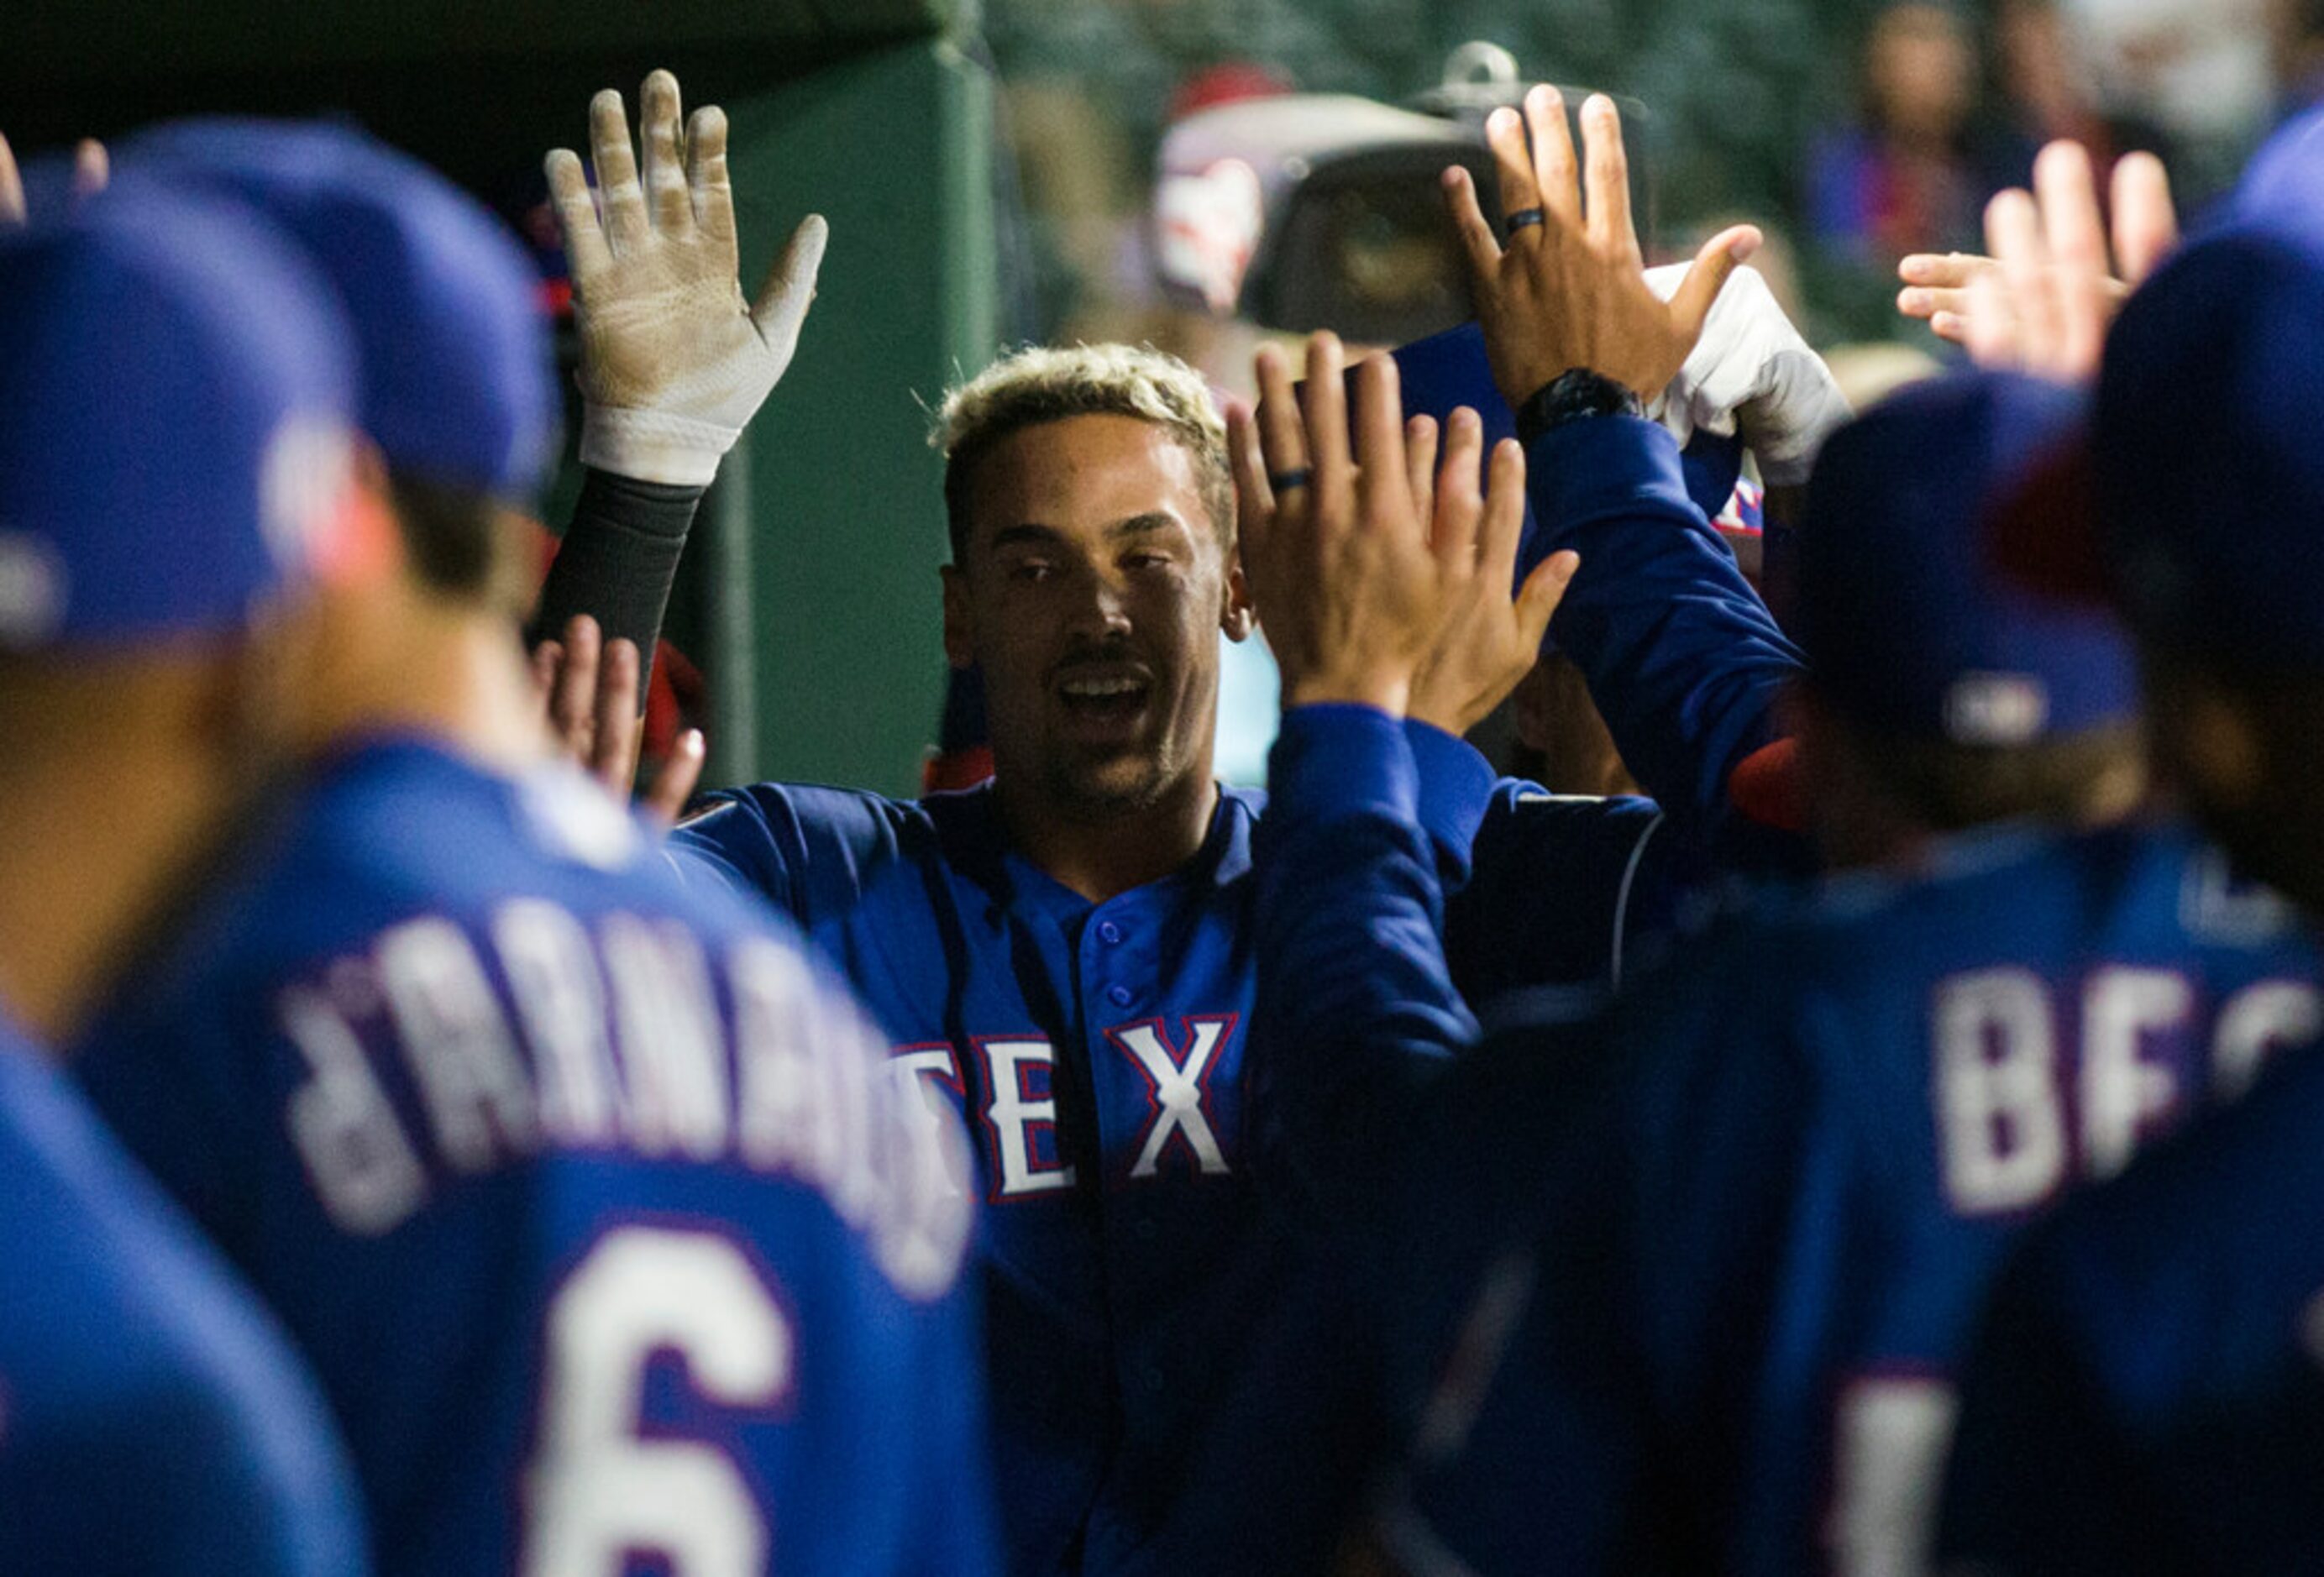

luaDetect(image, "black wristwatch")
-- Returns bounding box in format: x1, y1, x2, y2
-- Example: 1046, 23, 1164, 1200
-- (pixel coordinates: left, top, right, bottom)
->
1513, 367, 1645, 446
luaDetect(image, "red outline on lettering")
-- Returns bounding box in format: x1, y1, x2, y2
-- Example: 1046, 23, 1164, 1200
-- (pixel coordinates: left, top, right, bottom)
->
970, 1035, 1075, 1204
1103, 1012, 1239, 1184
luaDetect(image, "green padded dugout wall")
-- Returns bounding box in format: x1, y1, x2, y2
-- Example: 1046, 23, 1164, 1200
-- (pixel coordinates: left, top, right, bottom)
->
715, 41, 1000, 797
1, 2, 1000, 798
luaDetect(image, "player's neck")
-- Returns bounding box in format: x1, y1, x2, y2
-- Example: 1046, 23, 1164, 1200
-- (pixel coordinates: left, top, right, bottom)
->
297, 580, 544, 778
0, 691, 254, 1048
996, 762, 1222, 904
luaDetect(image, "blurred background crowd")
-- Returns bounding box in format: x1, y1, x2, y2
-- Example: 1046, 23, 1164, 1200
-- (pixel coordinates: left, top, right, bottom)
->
965, 0, 2317, 783
11, 0, 2306, 804
985, 0, 2308, 352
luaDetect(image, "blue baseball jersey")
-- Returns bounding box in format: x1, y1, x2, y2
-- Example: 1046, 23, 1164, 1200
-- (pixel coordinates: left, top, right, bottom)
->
0, 1025, 366, 1574
669, 717, 1723, 1570
1938, 1029, 2324, 1576
1381, 820, 2322, 1576
75, 738, 992, 1577
661, 411, 1808, 1572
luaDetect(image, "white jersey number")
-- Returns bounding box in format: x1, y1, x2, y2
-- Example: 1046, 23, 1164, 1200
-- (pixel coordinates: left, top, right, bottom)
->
522, 1226, 791, 1576
1825, 1377, 1958, 1577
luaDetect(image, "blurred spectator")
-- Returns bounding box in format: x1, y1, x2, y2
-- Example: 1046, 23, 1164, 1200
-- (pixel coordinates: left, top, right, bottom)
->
1804, 3, 1993, 320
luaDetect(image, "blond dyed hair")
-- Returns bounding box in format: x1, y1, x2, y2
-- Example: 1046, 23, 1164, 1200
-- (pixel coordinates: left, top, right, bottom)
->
935, 343, 1235, 563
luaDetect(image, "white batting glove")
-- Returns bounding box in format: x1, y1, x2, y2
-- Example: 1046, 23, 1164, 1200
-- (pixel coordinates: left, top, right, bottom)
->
1643, 262, 1849, 487
545, 71, 826, 486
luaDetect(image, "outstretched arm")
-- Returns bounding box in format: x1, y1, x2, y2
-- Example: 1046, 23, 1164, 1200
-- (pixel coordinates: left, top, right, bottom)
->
1238, 332, 1573, 1216
530, 69, 823, 748
1444, 88, 1806, 830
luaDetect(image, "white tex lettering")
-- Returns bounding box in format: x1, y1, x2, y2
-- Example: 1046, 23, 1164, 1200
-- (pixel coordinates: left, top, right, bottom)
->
1109, 1016, 1234, 1180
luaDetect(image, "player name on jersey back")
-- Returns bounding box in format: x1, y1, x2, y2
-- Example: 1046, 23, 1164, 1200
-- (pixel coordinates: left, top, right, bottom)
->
277, 896, 968, 1297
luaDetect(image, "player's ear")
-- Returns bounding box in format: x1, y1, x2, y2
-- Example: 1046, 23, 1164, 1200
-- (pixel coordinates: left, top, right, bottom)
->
1219, 541, 1255, 643
2164, 671, 2266, 813
941, 564, 978, 669
318, 439, 409, 589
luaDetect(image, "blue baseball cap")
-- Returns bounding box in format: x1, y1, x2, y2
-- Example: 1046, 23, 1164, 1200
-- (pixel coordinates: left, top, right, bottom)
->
0, 182, 359, 649
123, 118, 556, 501
2234, 103, 2324, 247
2096, 223, 2324, 669
1797, 369, 2138, 743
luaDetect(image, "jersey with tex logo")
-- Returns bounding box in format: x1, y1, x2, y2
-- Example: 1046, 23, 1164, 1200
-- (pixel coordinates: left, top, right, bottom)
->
1381, 819, 2323, 1577
671, 714, 1711, 1573
0, 1021, 366, 1575
674, 771, 1270, 1575
76, 738, 992, 1577
1938, 1026, 2324, 1576
668, 411, 1814, 1573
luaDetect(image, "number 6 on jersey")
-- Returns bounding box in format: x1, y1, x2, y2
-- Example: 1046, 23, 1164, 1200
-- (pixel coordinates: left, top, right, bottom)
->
522, 1226, 792, 1576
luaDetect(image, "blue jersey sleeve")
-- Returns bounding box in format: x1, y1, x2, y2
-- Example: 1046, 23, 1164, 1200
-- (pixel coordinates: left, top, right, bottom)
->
1405, 717, 1498, 895
667, 782, 922, 922
1250, 705, 1477, 1218
1527, 415, 1806, 830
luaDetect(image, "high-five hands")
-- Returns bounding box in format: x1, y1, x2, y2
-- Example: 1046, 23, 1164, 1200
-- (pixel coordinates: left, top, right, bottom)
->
532, 614, 705, 829
1232, 333, 1578, 726
1443, 86, 1763, 407
545, 71, 826, 486
1896, 141, 2177, 380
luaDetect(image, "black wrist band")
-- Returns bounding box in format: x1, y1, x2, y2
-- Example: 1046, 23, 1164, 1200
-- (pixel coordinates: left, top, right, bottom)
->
527, 466, 709, 712
1513, 367, 1645, 446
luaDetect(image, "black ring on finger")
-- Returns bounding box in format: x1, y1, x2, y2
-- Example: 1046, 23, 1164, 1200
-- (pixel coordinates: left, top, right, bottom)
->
1504, 207, 1546, 236
1267, 468, 1313, 493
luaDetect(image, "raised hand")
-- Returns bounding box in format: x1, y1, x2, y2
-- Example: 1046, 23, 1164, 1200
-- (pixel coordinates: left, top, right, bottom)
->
1405, 401, 1579, 736
1232, 334, 1576, 724
1896, 142, 2177, 376
1443, 86, 1762, 407
532, 614, 706, 827
544, 70, 826, 486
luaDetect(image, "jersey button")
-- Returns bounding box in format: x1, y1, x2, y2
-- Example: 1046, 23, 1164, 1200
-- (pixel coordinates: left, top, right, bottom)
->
1107, 983, 1134, 1008
1097, 920, 1123, 945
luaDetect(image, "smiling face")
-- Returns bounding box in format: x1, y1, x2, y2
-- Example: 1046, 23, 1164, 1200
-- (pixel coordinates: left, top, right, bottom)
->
942, 412, 1251, 821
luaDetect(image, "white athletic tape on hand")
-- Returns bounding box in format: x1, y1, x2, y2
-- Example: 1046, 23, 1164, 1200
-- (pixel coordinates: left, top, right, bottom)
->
1645, 263, 1851, 487
579, 406, 738, 488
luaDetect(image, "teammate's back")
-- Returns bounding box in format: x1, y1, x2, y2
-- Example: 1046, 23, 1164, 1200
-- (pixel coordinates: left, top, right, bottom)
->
1938, 1030, 2324, 1574
66, 117, 998, 1574
1375, 371, 2323, 1575
79, 737, 992, 1574
1934, 164, 2324, 1577
1385, 815, 2319, 1574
